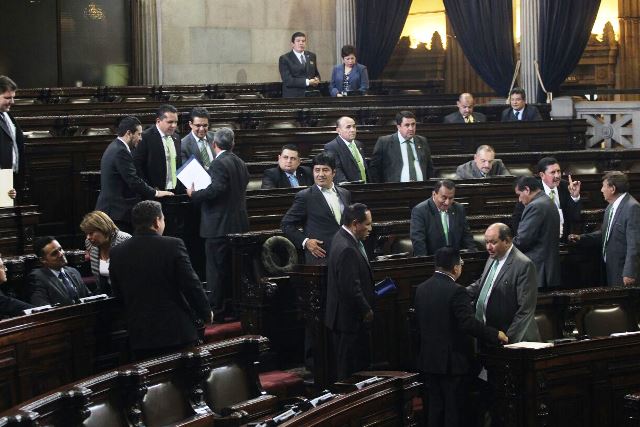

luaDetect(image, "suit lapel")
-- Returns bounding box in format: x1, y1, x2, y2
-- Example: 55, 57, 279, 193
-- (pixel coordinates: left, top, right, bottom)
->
44, 269, 68, 299
427, 200, 447, 243
337, 137, 359, 170
311, 185, 335, 221
0, 114, 12, 140
492, 249, 516, 289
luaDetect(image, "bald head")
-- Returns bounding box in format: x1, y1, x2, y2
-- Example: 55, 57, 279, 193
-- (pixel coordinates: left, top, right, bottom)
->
457, 93, 475, 118
474, 145, 496, 175
336, 116, 357, 142
484, 223, 512, 259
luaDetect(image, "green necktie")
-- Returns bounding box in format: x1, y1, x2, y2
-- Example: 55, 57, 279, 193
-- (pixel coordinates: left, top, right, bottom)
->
440, 210, 449, 245
348, 142, 367, 182
199, 139, 211, 169
475, 260, 499, 321
358, 241, 368, 259
163, 135, 177, 188
603, 208, 614, 258
405, 140, 417, 181
324, 188, 342, 224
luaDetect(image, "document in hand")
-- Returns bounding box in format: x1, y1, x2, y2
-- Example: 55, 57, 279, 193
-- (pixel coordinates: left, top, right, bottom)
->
177, 155, 212, 191
0, 169, 13, 207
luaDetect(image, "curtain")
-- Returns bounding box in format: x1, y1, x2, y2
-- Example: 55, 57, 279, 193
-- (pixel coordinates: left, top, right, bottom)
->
355, 0, 413, 80
537, 0, 601, 102
443, 0, 515, 96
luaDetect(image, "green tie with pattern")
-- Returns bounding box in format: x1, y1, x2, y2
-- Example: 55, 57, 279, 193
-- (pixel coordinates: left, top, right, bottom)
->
348, 142, 367, 182
163, 135, 177, 188
199, 139, 211, 169
440, 210, 449, 245
475, 260, 499, 321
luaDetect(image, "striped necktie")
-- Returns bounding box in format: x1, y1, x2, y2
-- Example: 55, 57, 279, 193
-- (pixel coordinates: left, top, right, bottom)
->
475, 260, 499, 321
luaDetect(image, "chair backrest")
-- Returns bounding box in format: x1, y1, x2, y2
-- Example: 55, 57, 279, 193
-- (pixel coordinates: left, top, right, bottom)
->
535, 312, 558, 342
205, 362, 253, 413
390, 238, 413, 256
141, 381, 193, 427
583, 306, 635, 337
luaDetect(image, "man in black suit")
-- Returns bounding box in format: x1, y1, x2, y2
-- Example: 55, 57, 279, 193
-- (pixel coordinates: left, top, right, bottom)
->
187, 128, 249, 311
261, 144, 313, 189
512, 157, 582, 242
96, 116, 173, 233
28, 236, 91, 307
410, 179, 477, 256
455, 145, 511, 179
415, 247, 507, 427
281, 152, 351, 265
443, 93, 487, 124
0, 254, 33, 317
501, 87, 543, 122
278, 32, 320, 98
134, 104, 181, 191
181, 107, 214, 170
0, 76, 24, 202
368, 110, 435, 183
324, 116, 368, 183
325, 203, 374, 380
109, 200, 211, 361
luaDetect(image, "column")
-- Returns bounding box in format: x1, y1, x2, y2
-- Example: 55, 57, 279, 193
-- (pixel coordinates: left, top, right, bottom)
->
618, 0, 640, 100
131, 0, 160, 85
520, 0, 540, 102
336, 0, 357, 63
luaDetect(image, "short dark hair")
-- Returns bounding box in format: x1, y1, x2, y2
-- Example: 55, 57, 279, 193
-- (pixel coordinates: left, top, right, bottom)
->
434, 247, 461, 272
343, 203, 369, 225
156, 104, 178, 120
395, 110, 416, 125
603, 171, 629, 194
313, 152, 336, 170
116, 116, 141, 137
132, 200, 163, 233
433, 179, 455, 194
281, 144, 300, 155
190, 107, 210, 122
510, 87, 526, 100
516, 176, 543, 192
496, 223, 513, 241
0, 76, 17, 93
537, 157, 559, 175
34, 236, 56, 258
291, 32, 306, 42
341, 45, 356, 58
213, 127, 234, 150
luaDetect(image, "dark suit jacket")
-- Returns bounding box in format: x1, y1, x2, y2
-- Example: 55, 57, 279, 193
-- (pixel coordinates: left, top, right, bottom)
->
29, 266, 90, 306
455, 159, 511, 179
368, 133, 435, 183
410, 198, 476, 256
180, 131, 214, 168
512, 179, 581, 242
261, 166, 313, 189
281, 185, 351, 264
324, 228, 374, 332
467, 246, 540, 343
96, 139, 156, 222
329, 63, 369, 96
278, 50, 320, 98
109, 231, 210, 351
443, 111, 487, 124
513, 191, 561, 288
134, 126, 181, 190
324, 136, 368, 183
415, 272, 499, 375
581, 193, 640, 286
501, 105, 543, 122
0, 113, 25, 200
0, 290, 33, 317
191, 151, 249, 238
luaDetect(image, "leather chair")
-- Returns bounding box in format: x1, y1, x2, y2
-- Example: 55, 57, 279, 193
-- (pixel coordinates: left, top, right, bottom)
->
582, 305, 636, 337
389, 238, 413, 256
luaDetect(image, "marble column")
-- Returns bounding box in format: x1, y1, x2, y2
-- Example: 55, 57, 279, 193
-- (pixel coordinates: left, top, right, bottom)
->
618, 0, 640, 100
336, 0, 357, 62
520, 0, 540, 102
131, 0, 160, 85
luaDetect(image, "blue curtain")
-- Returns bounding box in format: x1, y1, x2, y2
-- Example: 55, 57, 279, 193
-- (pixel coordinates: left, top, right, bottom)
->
355, 0, 413, 80
443, 0, 515, 96
537, 0, 601, 102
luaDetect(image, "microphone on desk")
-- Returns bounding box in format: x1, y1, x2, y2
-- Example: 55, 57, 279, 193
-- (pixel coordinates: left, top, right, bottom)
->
338, 180, 364, 186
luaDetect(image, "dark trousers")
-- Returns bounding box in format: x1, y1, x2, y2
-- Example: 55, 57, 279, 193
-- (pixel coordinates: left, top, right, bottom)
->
205, 237, 229, 310
425, 374, 471, 427
332, 326, 370, 381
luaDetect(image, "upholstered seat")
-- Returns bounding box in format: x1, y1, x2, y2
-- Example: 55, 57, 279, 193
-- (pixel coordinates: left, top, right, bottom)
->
141, 381, 194, 427
583, 306, 636, 337
204, 321, 243, 344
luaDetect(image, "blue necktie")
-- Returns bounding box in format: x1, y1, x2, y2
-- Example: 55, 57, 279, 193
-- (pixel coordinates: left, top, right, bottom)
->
287, 173, 299, 187
59, 271, 78, 300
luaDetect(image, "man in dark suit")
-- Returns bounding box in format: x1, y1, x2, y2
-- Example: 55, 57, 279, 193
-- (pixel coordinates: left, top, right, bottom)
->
281, 152, 351, 265
569, 171, 640, 286
455, 145, 511, 179
324, 116, 368, 183
513, 176, 561, 289
443, 93, 487, 124
278, 32, 320, 98
501, 87, 543, 122
368, 110, 435, 183
261, 144, 313, 189
134, 104, 181, 191
187, 128, 249, 311
95, 116, 173, 233
467, 223, 540, 343
29, 236, 91, 307
325, 203, 374, 380
415, 247, 507, 427
180, 107, 214, 170
0, 76, 24, 202
109, 200, 211, 361
0, 254, 33, 317
410, 179, 476, 256
512, 157, 582, 242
